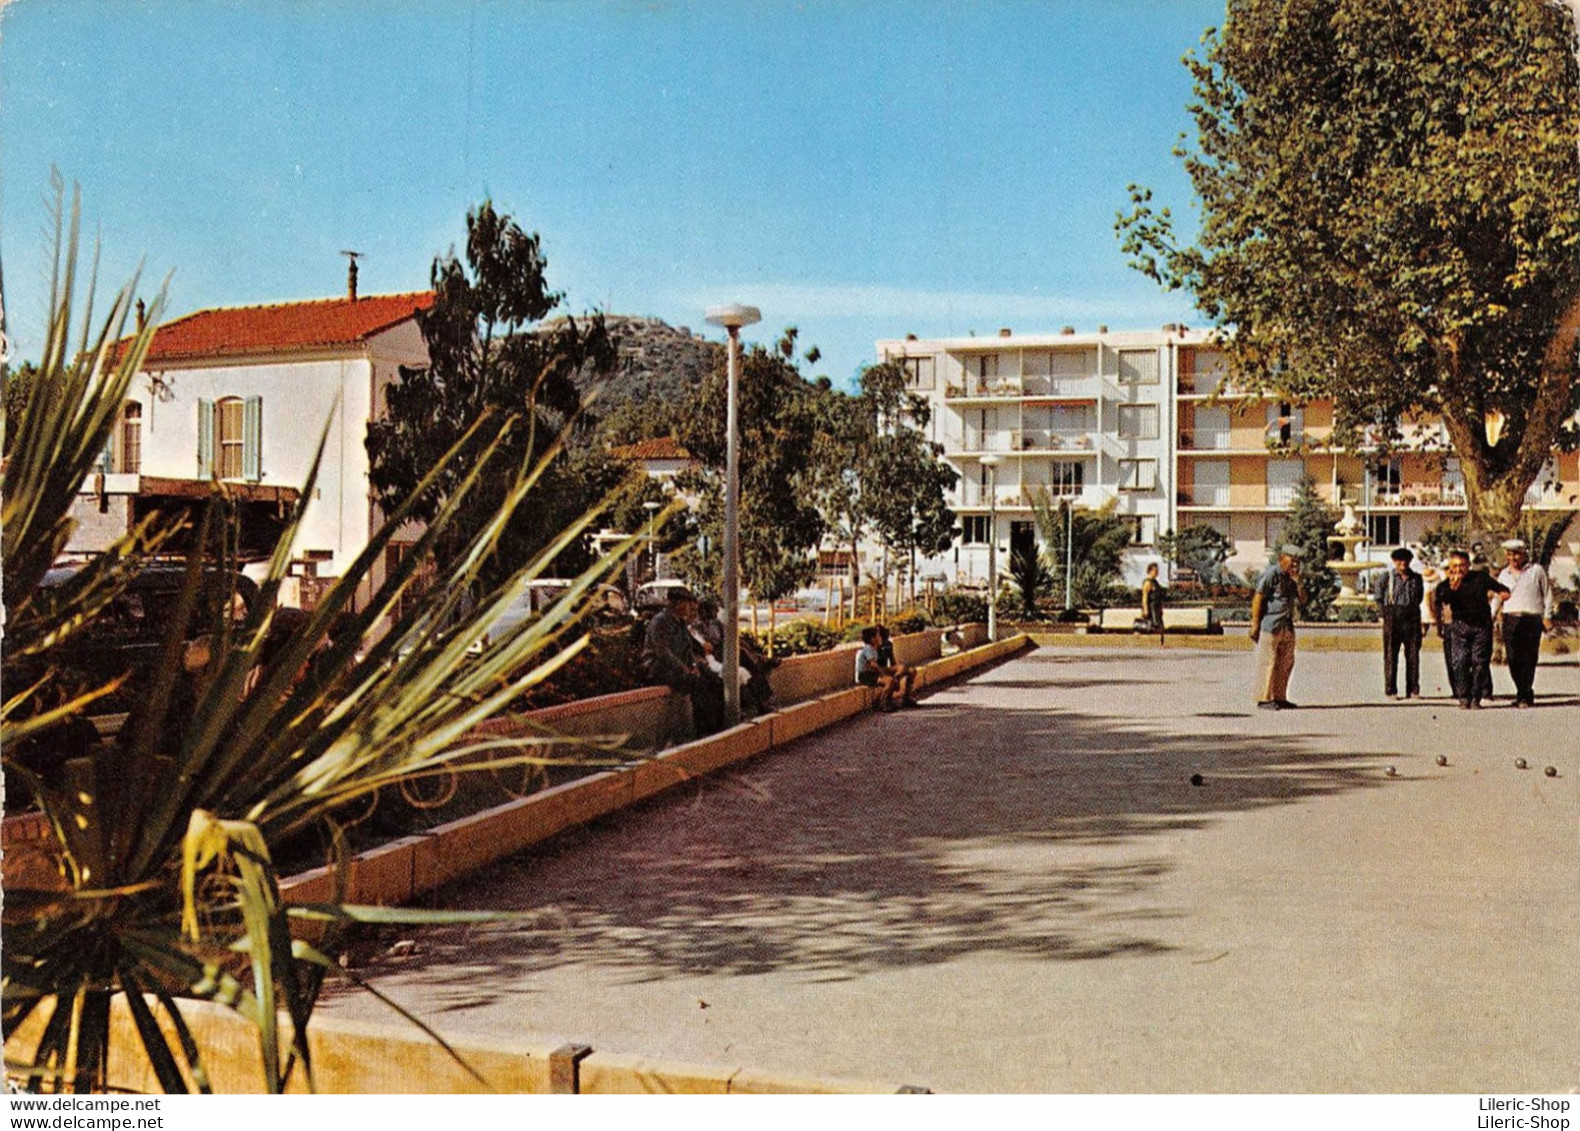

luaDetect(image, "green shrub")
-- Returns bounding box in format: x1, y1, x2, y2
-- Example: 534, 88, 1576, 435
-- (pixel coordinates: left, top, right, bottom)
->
889, 608, 932, 634
759, 619, 843, 657
935, 588, 988, 625
1335, 603, 1381, 623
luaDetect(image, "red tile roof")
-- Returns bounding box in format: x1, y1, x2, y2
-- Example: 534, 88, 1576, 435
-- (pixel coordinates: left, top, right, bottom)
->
129, 292, 434, 364
612, 436, 691, 462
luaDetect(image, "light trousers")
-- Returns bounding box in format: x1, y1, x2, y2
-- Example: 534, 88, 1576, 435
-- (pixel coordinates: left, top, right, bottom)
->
1256, 626, 1297, 703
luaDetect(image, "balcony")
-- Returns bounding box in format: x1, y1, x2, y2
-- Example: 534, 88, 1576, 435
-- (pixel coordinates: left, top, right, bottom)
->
1352, 482, 1467, 508
948, 430, 1098, 456
943, 378, 1024, 400
1177, 429, 1233, 452
943, 375, 1100, 400
957, 483, 1032, 508
1177, 487, 1232, 508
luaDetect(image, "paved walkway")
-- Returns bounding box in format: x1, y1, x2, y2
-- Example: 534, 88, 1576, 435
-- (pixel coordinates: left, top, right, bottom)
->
322, 643, 1578, 1093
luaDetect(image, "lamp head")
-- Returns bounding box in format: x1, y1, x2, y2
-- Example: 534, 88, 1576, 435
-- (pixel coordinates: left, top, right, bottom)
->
978, 454, 1002, 469
705, 304, 761, 331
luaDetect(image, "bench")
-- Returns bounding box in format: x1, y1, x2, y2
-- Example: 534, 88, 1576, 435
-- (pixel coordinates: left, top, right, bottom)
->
1097, 606, 1217, 634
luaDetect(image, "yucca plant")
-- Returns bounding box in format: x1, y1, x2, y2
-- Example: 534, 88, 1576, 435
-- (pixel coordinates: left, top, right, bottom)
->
2, 182, 663, 1093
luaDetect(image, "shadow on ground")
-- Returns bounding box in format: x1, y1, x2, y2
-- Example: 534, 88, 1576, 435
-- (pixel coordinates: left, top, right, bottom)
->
337, 660, 1390, 1013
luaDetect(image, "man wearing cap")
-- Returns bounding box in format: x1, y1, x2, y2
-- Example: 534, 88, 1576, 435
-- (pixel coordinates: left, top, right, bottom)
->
1370, 547, 1425, 699
643, 587, 725, 737
1496, 539, 1553, 708
1250, 544, 1306, 710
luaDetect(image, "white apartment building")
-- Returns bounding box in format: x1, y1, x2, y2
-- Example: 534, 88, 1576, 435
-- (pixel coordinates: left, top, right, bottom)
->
882, 325, 1580, 589
879, 326, 1193, 587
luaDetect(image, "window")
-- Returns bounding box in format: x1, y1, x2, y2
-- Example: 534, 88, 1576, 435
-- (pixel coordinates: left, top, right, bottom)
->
119, 402, 142, 474
1371, 457, 1402, 499
217, 398, 246, 479
1050, 460, 1083, 497
903, 356, 935, 391
1117, 348, 1159, 385
1266, 401, 1304, 445
198, 395, 262, 481
962, 515, 991, 545
1118, 458, 1157, 491
1125, 515, 1158, 545
1117, 403, 1159, 440
1367, 514, 1402, 546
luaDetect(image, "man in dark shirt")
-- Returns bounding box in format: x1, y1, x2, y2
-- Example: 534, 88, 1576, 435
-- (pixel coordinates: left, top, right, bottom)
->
1369, 547, 1425, 699
1430, 550, 1511, 709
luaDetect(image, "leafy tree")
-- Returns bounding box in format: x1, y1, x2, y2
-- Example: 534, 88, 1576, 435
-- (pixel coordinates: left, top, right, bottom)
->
676, 328, 826, 603
1159, 522, 1234, 584
366, 201, 621, 588
811, 359, 958, 607
1119, 0, 1580, 538
1273, 475, 1340, 619
1030, 490, 1134, 608
2, 360, 40, 457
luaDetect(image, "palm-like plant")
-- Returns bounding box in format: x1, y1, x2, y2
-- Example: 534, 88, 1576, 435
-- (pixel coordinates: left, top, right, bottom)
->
2, 183, 655, 1093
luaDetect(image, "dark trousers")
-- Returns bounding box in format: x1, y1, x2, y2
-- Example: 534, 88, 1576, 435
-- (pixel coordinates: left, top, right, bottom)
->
1381, 609, 1421, 697
1503, 614, 1544, 703
1447, 621, 1493, 703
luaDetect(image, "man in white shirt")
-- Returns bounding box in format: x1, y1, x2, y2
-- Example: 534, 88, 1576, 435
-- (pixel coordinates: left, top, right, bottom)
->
1495, 538, 1552, 708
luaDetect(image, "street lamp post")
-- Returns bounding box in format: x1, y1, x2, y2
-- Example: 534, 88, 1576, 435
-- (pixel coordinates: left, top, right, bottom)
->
1065, 499, 1075, 614
643, 500, 661, 579
980, 454, 1001, 642
705, 303, 760, 727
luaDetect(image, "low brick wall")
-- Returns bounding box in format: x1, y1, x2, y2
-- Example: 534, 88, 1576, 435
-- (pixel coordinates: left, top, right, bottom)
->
279, 632, 1029, 908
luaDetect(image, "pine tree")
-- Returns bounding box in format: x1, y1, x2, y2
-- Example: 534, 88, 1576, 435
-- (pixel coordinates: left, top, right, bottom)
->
1274, 476, 1339, 620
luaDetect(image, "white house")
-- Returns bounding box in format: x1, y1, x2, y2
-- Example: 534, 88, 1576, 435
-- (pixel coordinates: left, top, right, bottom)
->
73, 288, 433, 605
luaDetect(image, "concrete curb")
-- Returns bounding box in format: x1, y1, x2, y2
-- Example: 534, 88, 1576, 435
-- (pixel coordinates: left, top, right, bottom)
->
3, 994, 923, 1094
278, 634, 1033, 908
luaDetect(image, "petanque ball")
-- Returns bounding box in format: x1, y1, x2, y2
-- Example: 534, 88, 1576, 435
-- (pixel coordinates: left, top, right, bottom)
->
1190, 773, 1204, 787
1515, 758, 1528, 770
1435, 754, 1448, 767
1545, 766, 1558, 777
1385, 766, 1398, 777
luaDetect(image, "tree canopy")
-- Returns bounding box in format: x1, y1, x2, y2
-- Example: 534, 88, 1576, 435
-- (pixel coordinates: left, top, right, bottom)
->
365, 201, 623, 586
1119, 0, 1580, 536
674, 328, 828, 602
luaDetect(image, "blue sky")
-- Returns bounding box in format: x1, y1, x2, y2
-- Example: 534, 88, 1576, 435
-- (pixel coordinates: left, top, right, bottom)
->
1, 0, 1220, 387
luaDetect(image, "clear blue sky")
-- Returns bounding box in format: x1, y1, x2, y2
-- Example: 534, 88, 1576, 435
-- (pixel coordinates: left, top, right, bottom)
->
1, 0, 1219, 387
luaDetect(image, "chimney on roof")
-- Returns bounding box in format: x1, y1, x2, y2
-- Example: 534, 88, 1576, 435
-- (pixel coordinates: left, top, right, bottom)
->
135, 299, 146, 333
998, 327, 1012, 338
341, 250, 363, 301
1060, 325, 1076, 335
1097, 324, 1108, 334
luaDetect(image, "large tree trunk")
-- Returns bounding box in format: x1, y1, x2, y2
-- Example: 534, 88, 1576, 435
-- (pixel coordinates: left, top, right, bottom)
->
1444, 291, 1580, 544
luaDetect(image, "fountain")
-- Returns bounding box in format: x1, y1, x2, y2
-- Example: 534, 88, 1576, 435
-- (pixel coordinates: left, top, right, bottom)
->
1327, 504, 1377, 609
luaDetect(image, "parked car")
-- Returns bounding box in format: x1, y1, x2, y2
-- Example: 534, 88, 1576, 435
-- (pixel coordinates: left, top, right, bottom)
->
26, 561, 261, 715
476, 581, 630, 648
634, 579, 695, 614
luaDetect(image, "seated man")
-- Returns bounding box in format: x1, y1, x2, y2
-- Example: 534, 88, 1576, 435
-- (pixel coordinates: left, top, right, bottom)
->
875, 625, 919, 707
855, 626, 900, 713
643, 588, 725, 737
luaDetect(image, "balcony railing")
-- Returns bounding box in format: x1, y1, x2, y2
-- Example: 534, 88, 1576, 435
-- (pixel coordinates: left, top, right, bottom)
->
1177, 487, 1232, 507
949, 430, 1097, 454
1178, 429, 1233, 451
1354, 482, 1467, 507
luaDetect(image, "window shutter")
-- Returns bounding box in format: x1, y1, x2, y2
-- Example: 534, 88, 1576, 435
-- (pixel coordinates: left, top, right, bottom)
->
243, 395, 262, 481
197, 399, 215, 478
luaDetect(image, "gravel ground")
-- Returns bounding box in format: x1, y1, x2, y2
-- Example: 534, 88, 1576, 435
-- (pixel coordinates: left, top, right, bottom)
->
322, 643, 1578, 1093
